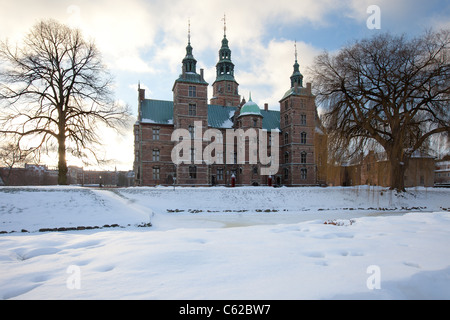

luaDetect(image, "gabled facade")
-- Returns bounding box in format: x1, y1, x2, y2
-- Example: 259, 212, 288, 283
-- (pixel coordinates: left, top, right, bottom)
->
133, 26, 327, 187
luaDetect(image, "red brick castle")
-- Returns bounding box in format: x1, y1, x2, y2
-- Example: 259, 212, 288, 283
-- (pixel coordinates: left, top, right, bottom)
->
133, 23, 327, 187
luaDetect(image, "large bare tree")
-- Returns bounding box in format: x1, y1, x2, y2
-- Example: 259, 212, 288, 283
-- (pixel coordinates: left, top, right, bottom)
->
0, 19, 129, 185
311, 29, 450, 191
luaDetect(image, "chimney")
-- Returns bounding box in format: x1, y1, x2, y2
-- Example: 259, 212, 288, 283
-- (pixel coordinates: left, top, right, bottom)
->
306, 82, 312, 94
139, 88, 145, 102
200, 68, 204, 81
264, 103, 268, 111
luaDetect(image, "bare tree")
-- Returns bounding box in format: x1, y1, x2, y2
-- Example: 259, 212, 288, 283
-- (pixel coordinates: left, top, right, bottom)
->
0, 140, 34, 185
0, 19, 130, 185
311, 29, 450, 191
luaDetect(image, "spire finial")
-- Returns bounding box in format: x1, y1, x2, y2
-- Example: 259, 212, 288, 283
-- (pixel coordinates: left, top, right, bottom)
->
222, 13, 227, 37
188, 18, 191, 44
249, 91, 252, 101
294, 40, 298, 62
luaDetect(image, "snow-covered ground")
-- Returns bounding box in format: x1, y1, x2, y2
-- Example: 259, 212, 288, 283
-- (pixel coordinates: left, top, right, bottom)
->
0, 185, 449, 299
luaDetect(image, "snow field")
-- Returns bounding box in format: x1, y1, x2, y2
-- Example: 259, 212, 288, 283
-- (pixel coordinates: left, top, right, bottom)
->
0, 186, 449, 299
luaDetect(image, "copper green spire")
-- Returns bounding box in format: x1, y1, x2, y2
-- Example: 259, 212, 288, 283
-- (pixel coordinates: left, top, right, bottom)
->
290, 40, 303, 88
183, 19, 197, 73
215, 15, 236, 81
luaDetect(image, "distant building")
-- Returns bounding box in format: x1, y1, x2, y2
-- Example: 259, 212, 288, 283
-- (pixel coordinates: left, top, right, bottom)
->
435, 160, 450, 186
0, 164, 58, 186
327, 150, 435, 188
0, 165, 134, 187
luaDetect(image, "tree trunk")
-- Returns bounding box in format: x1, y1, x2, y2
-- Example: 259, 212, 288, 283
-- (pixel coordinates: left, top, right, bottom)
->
389, 158, 406, 192
57, 131, 68, 185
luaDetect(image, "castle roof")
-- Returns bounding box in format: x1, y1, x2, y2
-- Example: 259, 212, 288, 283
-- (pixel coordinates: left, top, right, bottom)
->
280, 85, 314, 101
139, 99, 280, 131
238, 95, 262, 118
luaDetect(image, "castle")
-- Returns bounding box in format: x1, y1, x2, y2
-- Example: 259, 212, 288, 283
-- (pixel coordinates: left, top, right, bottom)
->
133, 23, 327, 187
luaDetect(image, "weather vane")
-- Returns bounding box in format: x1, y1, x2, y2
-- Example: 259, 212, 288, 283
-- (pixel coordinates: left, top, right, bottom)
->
294, 40, 298, 62
188, 18, 191, 44
222, 14, 227, 37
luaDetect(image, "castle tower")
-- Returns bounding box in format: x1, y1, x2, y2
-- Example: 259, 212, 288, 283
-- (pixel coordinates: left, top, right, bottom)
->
233, 93, 264, 186
172, 21, 209, 185
279, 42, 316, 185
210, 15, 240, 107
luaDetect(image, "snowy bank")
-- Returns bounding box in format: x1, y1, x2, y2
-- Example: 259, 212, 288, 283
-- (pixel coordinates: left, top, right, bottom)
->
0, 186, 449, 300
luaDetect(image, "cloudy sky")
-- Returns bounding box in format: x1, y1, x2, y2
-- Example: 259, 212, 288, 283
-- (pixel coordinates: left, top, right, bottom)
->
1, 0, 449, 170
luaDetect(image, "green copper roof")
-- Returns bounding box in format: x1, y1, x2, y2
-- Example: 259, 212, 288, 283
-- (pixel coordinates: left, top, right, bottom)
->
174, 72, 208, 85
239, 95, 262, 117
280, 86, 313, 101
139, 99, 280, 131
139, 99, 173, 125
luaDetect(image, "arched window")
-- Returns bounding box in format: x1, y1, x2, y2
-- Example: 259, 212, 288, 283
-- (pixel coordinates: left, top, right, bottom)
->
284, 152, 289, 163
301, 151, 307, 164
284, 132, 289, 144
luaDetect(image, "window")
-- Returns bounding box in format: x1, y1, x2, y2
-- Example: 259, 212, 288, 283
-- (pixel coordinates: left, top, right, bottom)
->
284, 132, 289, 144
189, 125, 195, 139
301, 168, 307, 180
217, 168, 224, 180
217, 151, 224, 164
152, 128, 160, 140
301, 114, 307, 125
189, 103, 196, 116
300, 100, 305, 109
284, 168, 289, 180
189, 166, 197, 179
300, 132, 307, 144
284, 152, 289, 163
152, 149, 160, 162
153, 167, 160, 180
189, 86, 196, 97
284, 100, 288, 110
285, 115, 289, 126
301, 152, 307, 164
253, 118, 257, 127
227, 83, 231, 92
253, 166, 258, 175
190, 148, 195, 162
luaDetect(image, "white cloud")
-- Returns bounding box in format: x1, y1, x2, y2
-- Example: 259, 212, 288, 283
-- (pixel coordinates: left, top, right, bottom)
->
234, 39, 322, 108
